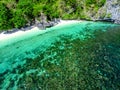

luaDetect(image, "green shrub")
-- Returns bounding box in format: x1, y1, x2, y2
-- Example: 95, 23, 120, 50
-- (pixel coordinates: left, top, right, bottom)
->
11, 9, 27, 28
0, 3, 12, 30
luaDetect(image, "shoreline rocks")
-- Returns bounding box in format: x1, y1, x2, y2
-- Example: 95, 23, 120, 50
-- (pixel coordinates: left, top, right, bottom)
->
2, 18, 60, 34
1, 18, 119, 35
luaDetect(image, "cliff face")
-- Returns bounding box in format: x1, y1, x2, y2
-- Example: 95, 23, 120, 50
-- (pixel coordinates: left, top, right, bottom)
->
96, 0, 120, 23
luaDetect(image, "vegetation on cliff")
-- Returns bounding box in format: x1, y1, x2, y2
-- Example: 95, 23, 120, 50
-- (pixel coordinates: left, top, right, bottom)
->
0, 0, 106, 30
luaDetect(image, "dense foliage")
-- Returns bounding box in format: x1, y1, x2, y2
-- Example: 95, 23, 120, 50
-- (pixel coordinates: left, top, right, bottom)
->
0, 0, 106, 30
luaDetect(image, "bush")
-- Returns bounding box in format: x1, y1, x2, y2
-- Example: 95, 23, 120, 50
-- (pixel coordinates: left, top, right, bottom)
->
0, 3, 12, 30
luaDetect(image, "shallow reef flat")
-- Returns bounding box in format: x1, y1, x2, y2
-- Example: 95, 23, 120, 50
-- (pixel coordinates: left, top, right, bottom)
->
0, 21, 119, 89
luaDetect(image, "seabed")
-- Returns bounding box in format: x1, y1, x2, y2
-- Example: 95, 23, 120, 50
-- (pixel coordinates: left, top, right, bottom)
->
0, 21, 120, 89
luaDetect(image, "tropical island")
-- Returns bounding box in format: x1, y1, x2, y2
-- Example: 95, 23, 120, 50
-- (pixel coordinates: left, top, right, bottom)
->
0, 0, 120, 90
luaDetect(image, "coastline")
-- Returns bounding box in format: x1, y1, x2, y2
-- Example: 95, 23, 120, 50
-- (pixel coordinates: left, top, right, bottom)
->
0, 20, 82, 41
0, 20, 83, 48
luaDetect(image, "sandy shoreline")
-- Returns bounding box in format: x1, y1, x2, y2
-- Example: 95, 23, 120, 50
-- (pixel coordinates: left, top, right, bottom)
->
0, 20, 82, 42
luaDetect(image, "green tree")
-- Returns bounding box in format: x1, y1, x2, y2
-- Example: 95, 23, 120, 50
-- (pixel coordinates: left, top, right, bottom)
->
0, 3, 12, 30
11, 9, 27, 28
17, 0, 34, 19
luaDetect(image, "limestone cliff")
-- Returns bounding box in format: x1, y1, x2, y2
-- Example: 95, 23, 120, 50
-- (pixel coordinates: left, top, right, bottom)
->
95, 0, 120, 23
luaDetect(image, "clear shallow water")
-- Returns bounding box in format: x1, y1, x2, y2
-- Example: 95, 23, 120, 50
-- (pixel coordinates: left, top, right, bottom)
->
0, 21, 118, 89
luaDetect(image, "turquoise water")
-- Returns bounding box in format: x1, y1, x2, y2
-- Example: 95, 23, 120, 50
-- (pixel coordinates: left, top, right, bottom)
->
0, 21, 119, 89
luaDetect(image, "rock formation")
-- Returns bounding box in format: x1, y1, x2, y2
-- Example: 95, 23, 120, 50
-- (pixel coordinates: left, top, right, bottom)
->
96, 0, 120, 23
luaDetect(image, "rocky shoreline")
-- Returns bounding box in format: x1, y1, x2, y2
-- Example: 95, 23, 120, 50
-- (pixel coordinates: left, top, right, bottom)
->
1, 18, 60, 34
0, 18, 119, 35
0, 20, 82, 43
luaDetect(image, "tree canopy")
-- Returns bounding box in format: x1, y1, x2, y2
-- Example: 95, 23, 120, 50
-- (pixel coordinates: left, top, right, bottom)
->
0, 0, 106, 30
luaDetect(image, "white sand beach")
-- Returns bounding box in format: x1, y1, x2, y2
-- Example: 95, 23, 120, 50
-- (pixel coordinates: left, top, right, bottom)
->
0, 27, 45, 41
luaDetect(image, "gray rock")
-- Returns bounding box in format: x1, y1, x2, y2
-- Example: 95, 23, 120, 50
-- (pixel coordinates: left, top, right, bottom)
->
114, 20, 120, 24
96, 0, 120, 24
